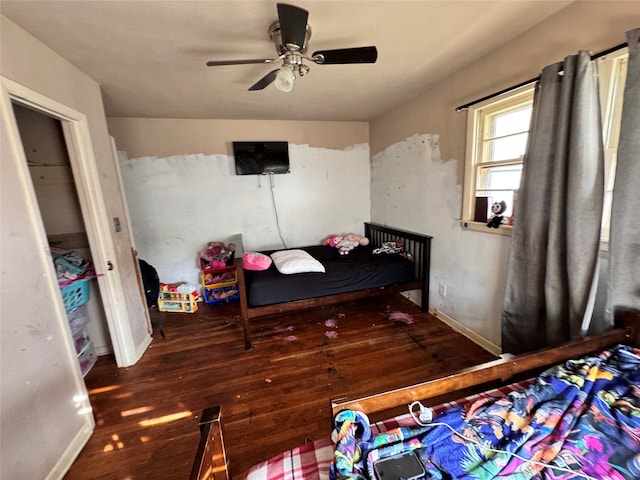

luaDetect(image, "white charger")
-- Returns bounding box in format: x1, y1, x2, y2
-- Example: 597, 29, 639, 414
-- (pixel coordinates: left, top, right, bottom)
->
408, 401, 433, 424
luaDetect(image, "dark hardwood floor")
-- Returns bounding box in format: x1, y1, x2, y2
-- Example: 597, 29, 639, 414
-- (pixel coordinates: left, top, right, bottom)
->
64, 294, 496, 479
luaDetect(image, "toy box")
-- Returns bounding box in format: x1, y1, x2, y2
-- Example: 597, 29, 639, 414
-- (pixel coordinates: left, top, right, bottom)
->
201, 265, 237, 289
203, 284, 240, 305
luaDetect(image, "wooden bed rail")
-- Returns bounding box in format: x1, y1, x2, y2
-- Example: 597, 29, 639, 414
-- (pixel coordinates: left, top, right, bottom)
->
331, 326, 633, 417
189, 406, 229, 480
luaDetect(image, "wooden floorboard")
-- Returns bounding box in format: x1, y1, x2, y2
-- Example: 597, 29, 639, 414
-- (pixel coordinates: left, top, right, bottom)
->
63, 294, 496, 479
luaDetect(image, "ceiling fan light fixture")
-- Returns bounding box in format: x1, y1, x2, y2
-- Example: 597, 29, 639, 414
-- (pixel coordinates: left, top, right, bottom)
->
275, 66, 295, 92
206, 3, 378, 92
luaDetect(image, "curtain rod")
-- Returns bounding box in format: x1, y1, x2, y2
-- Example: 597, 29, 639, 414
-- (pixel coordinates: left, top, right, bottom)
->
455, 41, 628, 112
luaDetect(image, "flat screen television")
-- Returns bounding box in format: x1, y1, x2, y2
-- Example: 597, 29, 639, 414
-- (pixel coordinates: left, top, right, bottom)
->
233, 141, 290, 175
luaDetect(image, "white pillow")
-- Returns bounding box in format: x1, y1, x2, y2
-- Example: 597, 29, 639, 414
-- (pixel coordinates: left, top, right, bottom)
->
270, 249, 326, 275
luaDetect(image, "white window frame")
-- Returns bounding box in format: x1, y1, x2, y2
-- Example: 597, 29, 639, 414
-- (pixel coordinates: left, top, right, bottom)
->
461, 84, 535, 236
461, 50, 628, 239
598, 52, 628, 244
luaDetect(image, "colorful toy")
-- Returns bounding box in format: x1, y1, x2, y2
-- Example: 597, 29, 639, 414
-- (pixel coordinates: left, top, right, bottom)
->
200, 241, 235, 269
323, 233, 369, 255
323, 234, 344, 248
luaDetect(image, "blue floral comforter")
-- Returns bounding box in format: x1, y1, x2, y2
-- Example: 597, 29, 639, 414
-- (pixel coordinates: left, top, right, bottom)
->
331, 344, 640, 479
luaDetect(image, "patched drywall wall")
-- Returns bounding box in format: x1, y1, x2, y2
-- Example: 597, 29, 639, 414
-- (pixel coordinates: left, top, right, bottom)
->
370, 3, 640, 352
120, 143, 371, 287
372, 134, 458, 231
371, 134, 510, 348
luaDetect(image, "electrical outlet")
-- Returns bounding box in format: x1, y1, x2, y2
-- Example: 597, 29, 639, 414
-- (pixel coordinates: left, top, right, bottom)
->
439, 283, 447, 297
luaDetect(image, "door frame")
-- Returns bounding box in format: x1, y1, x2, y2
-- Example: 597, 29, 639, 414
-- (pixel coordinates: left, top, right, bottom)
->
2, 76, 139, 367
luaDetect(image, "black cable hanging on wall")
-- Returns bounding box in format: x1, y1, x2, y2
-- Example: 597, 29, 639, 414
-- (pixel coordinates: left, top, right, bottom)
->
455, 41, 628, 112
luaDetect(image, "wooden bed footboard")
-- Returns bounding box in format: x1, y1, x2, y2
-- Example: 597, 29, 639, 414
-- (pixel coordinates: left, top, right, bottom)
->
236, 222, 433, 349
190, 314, 638, 479
189, 406, 229, 480
331, 312, 639, 418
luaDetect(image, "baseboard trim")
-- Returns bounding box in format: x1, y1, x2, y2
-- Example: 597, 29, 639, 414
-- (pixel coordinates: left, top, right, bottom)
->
428, 307, 501, 356
94, 344, 112, 356
45, 417, 94, 480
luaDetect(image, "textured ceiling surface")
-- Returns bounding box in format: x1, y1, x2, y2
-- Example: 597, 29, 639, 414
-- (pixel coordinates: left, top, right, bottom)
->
1, 0, 572, 121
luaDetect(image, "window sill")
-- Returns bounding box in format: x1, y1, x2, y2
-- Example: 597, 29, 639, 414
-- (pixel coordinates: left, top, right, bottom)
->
459, 222, 612, 249
460, 220, 513, 236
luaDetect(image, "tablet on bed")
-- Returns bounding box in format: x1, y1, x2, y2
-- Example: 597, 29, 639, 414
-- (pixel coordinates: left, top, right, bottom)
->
373, 450, 425, 480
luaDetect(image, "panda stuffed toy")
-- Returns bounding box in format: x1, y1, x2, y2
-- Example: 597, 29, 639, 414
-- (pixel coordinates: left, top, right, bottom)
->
487, 200, 507, 228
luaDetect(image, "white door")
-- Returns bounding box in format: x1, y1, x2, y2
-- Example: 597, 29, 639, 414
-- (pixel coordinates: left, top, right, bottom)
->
2, 78, 147, 366
1, 83, 94, 478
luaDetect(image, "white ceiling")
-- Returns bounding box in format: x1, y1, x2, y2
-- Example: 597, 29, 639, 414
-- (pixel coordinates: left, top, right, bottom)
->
1, 0, 572, 121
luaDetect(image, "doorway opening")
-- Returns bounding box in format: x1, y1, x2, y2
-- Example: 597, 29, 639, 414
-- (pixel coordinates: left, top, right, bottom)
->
12, 102, 113, 373
3, 76, 152, 368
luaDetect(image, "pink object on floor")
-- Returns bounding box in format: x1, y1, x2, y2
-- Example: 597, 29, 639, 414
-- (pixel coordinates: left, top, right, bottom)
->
388, 311, 414, 324
325, 331, 338, 339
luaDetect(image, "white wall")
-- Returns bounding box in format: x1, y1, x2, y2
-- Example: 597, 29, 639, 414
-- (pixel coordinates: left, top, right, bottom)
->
370, 1, 640, 349
1, 15, 147, 478
120, 143, 371, 287
371, 134, 510, 349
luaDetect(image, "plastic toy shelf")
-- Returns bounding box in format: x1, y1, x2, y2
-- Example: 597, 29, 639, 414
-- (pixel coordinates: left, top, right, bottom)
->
201, 264, 239, 306
158, 290, 198, 313
203, 284, 239, 305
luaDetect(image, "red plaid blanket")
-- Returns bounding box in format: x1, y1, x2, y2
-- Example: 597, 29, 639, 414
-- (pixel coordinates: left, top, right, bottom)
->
243, 380, 532, 480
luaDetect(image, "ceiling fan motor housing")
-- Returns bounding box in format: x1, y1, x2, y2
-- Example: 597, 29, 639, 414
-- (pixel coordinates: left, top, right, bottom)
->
269, 21, 311, 55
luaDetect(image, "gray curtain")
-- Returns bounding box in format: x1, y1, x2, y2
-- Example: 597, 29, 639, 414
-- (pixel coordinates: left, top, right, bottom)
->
502, 51, 604, 354
606, 28, 640, 323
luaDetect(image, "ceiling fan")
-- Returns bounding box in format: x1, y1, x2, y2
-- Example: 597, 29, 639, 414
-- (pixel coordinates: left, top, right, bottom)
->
206, 3, 378, 92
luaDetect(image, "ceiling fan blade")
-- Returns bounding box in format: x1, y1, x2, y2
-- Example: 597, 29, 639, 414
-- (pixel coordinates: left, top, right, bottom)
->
277, 3, 308, 49
207, 58, 274, 66
248, 69, 279, 91
312, 46, 378, 64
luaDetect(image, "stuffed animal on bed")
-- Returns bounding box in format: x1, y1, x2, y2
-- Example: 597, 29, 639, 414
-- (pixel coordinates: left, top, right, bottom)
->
340, 233, 369, 255
323, 233, 369, 255
487, 201, 508, 228
323, 234, 344, 248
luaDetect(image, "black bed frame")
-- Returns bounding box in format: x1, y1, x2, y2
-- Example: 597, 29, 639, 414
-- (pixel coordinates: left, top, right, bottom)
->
235, 222, 433, 349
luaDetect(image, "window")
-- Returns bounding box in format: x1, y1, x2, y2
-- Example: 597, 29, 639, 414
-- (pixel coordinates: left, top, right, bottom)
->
462, 49, 628, 239
462, 85, 534, 233
599, 53, 628, 242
